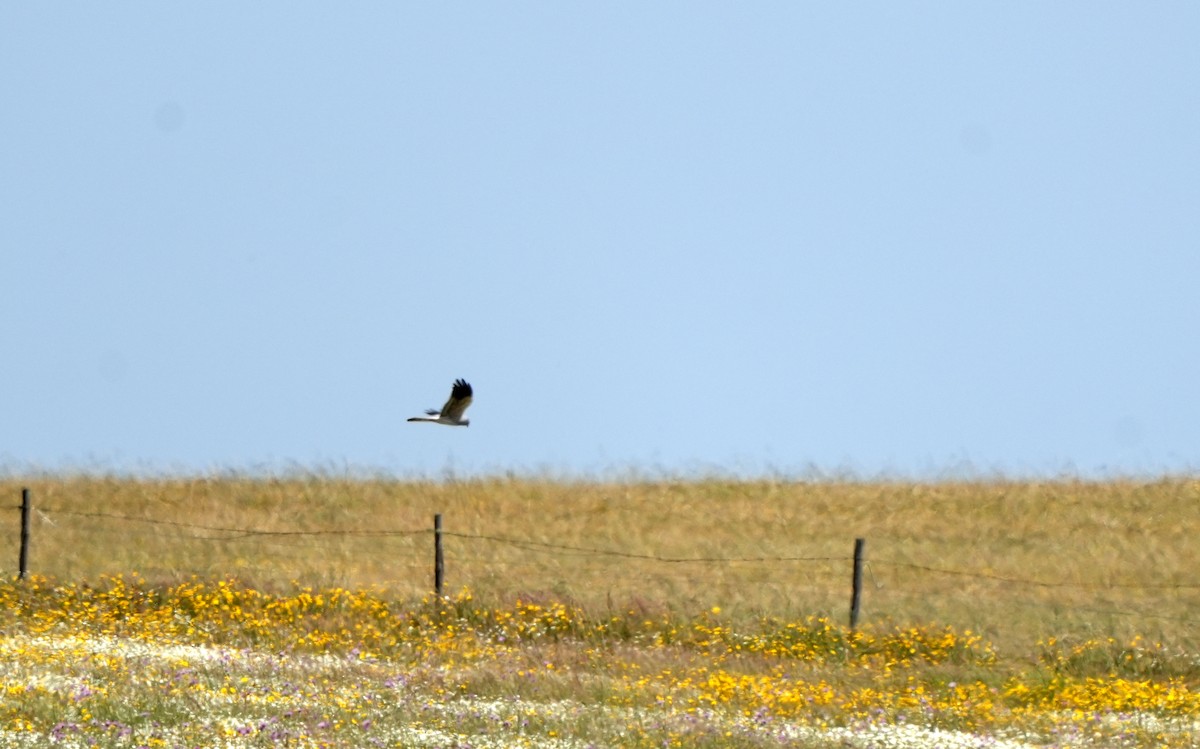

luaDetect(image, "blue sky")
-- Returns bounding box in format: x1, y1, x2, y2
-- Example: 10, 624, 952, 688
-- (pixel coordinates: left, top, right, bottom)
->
3, 4, 1198, 478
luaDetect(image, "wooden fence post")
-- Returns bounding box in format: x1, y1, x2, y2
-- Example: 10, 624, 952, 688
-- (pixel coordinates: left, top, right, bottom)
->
434, 513, 444, 597
18, 488, 31, 580
849, 537, 865, 630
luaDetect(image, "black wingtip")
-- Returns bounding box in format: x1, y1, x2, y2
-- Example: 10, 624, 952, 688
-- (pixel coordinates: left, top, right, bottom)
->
452, 379, 472, 397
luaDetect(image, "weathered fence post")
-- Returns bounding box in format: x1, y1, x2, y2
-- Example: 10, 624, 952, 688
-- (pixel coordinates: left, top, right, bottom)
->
18, 488, 31, 580
849, 537, 865, 630
434, 513, 444, 597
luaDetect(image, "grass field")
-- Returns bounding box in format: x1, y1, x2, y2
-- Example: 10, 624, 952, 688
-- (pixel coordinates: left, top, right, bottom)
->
2, 476, 1198, 746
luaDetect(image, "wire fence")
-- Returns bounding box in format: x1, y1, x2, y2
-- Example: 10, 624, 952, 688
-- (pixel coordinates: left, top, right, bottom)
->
9, 488, 1200, 633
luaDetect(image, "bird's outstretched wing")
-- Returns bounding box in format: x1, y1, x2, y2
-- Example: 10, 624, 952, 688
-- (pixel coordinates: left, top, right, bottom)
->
440, 379, 473, 421
408, 379, 474, 425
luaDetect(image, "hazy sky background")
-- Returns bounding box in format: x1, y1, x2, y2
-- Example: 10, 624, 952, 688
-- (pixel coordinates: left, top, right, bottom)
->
3, 4, 1198, 479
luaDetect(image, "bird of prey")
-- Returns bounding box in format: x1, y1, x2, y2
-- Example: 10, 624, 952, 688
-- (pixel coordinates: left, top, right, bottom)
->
407, 379, 473, 426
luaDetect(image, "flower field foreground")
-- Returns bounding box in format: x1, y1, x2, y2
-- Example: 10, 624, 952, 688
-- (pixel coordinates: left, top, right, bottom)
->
1, 576, 1197, 748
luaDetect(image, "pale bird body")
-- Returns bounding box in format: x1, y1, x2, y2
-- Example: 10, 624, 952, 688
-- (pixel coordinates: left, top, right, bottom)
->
407, 379, 473, 426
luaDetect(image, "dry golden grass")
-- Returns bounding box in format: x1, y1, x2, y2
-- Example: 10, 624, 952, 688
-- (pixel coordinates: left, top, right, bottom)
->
4, 475, 1198, 655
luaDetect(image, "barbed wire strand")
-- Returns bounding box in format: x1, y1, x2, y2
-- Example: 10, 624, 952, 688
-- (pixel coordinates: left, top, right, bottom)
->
37, 507, 427, 540
23, 506, 1200, 592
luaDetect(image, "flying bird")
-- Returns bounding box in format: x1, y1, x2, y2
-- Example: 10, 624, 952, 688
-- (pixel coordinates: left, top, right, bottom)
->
407, 379, 473, 426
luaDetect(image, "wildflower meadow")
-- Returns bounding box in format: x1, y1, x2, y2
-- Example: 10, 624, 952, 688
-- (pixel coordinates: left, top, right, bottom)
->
1, 477, 1198, 747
